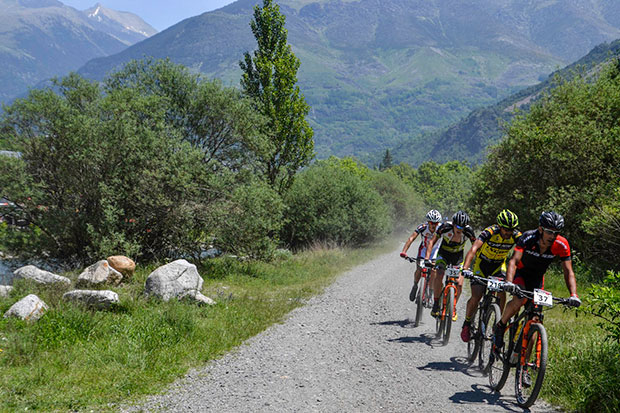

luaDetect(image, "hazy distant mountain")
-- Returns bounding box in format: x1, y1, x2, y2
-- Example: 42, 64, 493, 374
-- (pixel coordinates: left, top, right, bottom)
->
391, 39, 620, 167
72, 1, 620, 158
0, 0, 156, 103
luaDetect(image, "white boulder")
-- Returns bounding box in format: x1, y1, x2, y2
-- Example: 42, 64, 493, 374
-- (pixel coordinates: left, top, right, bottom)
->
180, 290, 216, 306
63, 290, 119, 310
13, 265, 71, 286
3, 294, 48, 321
77, 260, 123, 287
145, 259, 204, 301
0, 285, 13, 298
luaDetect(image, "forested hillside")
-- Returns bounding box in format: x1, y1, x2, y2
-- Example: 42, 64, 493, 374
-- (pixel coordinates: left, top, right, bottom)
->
392, 38, 620, 166
75, 0, 620, 160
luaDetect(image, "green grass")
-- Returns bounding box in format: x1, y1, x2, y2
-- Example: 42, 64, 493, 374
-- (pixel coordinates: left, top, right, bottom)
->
539, 270, 620, 412
0, 240, 397, 412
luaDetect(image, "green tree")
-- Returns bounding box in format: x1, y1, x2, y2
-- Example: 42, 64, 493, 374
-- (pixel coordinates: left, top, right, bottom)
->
470, 61, 620, 270
379, 149, 393, 171
240, 0, 314, 193
282, 161, 391, 248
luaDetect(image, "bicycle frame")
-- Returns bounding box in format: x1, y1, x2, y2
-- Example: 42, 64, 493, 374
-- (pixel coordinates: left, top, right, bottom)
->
441, 266, 460, 321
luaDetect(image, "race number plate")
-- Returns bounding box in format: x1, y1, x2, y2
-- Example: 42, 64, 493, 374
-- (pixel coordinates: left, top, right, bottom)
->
533, 288, 553, 307
446, 267, 460, 278
487, 277, 502, 292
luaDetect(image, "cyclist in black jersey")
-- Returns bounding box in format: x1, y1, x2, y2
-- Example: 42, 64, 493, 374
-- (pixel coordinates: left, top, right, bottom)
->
425, 210, 476, 320
493, 211, 581, 350
460, 209, 521, 342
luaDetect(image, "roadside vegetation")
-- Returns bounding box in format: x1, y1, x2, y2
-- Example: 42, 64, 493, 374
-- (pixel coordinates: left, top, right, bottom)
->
0, 241, 397, 411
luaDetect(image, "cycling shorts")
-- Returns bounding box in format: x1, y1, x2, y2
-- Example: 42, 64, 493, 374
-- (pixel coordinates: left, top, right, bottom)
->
435, 249, 464, 269
472, 257, 504, 279
513, 269, 544, 293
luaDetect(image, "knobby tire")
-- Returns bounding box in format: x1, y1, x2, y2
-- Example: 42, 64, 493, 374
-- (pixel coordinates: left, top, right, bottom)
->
479, 303, 501, 373
443, 289, 455, 345
515, 322, 548, 408
467, 307, 480, 362
414, 276, 426, 327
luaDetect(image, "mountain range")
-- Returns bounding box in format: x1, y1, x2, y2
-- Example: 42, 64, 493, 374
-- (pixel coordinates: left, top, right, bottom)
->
0, 0, 156, 102
4, 0, 620, 164
392, 39, 620, 167
74, 0, 620, 160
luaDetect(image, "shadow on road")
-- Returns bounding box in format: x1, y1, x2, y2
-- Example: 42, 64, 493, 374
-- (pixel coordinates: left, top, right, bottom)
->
387, 333, 436, 346
449, 383, 523, 412
371, 319, 411, 328
418, 356, 486, 378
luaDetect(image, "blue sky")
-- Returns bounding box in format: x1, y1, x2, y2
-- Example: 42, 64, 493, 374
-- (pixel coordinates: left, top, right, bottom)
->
61, 1, 237, 31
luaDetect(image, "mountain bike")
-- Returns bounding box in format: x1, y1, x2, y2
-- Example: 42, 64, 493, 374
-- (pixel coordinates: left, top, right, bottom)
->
435, 264, 460, 345
463, 272, 503, 373
405, 257, 434, 327
488, 286, 576, 408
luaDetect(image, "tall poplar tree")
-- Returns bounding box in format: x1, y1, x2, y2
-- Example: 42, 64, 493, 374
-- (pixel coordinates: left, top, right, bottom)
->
240, 0, 314, 193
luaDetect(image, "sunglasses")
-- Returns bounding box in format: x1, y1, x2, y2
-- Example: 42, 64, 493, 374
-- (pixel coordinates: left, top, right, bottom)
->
454, 224, 464, 230
542, 228, 560, 235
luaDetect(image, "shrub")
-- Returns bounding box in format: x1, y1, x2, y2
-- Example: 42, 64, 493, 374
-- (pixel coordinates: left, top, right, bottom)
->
282, 162, 392, 248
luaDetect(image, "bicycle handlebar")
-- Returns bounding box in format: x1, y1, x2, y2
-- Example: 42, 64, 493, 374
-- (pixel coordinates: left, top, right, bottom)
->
499, 284, 576, 308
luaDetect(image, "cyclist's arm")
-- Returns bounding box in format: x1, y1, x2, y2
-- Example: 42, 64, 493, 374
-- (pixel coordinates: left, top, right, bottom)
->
401, 231, 419, 254
505, 248, 522, 283
425, 233, 439, 260
463, 239, 483, 270
561, 259, 578, 296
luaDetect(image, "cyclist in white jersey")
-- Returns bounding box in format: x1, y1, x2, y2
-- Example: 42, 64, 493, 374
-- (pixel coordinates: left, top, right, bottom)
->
400, 210, 442, 301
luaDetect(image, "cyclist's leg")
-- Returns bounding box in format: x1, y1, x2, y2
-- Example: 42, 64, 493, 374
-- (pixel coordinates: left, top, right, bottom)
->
410, 262, 423, 301
454, 251, 465, 304
432, 258, 446, 315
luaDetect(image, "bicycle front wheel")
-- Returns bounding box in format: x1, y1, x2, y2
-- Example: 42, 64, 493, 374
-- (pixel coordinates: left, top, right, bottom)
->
442, 289, 455, 345
479, 303, 501, 373
414, 276, 426, 327
515, 322, 548, 408
467, 307, 480, 362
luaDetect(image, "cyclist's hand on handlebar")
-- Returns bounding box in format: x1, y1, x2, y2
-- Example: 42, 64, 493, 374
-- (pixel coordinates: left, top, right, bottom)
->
462, 269, 473, 279
567, 295, 582, 308
400, 252, 408, 259
424, 259, 433, 268
503, 281, 518, 294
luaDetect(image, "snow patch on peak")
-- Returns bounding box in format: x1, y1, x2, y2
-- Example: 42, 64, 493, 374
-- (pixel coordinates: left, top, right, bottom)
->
88, 4, 102, 18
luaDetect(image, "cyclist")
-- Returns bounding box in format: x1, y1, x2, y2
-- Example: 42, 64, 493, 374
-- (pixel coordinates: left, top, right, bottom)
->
400, 209, 442, 301
493, 211, 581, 351
460, 209, 522, 342
425, 210, 476, 320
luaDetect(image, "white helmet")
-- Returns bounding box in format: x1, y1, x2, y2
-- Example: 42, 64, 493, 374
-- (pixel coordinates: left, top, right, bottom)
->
426, 209, 442, 223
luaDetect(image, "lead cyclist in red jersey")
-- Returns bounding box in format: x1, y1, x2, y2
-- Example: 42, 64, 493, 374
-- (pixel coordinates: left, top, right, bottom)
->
493, 211, 581, 350
400, 209, 442, 301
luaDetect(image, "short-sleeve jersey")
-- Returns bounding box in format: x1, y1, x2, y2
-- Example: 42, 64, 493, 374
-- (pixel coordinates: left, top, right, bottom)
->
436, 222, 476, 253
476, 224, 522, 264
414, 223, 440, 258
514, 229, 571, 279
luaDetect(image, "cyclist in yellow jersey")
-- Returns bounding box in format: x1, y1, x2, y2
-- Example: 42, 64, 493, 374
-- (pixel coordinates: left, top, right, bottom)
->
460, 209, 521, 342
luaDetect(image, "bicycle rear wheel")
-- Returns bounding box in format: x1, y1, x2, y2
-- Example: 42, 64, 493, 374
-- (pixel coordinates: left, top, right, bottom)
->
414, 276, 426, 327
467, 307, 480, 362
489, 328, 511, 391
442, 289, 455, 345
515, 322, 548, 408
479, 303, 501, 373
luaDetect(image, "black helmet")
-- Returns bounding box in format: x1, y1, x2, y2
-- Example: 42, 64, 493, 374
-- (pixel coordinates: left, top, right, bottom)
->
452, 210, 470, 228
497, 209, 519, 229
539, 211, 564, 231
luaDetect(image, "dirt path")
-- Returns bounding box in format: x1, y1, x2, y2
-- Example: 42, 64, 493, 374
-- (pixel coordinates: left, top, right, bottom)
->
123, 242, 557, 412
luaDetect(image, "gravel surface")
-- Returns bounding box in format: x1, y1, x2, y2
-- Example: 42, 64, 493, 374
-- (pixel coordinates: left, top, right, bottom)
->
123, 243, 558, 412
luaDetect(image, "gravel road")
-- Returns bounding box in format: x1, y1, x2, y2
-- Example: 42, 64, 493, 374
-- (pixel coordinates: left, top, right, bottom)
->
123, 242, 558, 412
